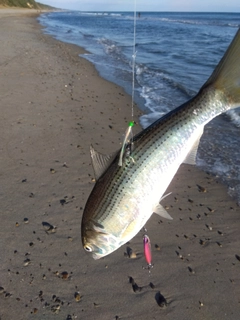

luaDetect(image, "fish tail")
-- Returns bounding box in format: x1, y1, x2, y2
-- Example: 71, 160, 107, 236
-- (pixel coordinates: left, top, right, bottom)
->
203, 28, 240, 108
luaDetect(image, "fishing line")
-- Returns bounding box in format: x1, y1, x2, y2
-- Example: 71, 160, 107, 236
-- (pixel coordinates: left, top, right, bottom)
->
118, 0, 137, 166
131, 0, 137, 120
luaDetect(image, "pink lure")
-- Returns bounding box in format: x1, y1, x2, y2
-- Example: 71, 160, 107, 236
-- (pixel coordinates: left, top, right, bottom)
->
143, 235, 152, 269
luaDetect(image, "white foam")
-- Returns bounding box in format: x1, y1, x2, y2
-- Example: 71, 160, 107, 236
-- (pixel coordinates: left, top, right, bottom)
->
140, 112, 165, 129
226, 109, 240, 127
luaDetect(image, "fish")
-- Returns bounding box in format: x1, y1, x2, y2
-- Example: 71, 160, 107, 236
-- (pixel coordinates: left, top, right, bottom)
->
143, 235, 152, 270
81, 29, 240, 260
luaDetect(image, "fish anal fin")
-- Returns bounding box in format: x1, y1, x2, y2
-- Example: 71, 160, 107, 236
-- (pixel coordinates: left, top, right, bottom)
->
153, 204, 173, 220
90, 145, 118, 181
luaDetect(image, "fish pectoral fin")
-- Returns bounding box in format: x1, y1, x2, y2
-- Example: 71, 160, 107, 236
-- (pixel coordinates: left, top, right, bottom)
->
183, 127, 204, 165
153, 204, 173, 220
90, 145, 118, 180
160, 192, 172, 201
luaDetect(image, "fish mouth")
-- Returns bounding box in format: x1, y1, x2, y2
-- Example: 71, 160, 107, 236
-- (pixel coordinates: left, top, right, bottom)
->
91, 245, 119, 260
92, 252, 104, 260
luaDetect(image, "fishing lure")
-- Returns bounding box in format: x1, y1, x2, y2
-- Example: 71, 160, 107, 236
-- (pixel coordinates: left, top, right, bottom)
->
143, 234, 153, 272
118, 120, 135, 166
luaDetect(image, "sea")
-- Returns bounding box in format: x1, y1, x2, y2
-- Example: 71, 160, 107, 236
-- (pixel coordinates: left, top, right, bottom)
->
38, 11, 240, 204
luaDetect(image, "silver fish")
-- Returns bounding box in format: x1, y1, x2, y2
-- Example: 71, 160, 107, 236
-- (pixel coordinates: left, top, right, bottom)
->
81, 29, 240, 260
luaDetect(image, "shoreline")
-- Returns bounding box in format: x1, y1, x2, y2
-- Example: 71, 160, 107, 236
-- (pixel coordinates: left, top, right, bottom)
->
0, 9, 240, 320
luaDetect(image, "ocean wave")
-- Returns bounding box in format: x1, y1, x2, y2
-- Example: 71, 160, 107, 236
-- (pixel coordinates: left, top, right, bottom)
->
140, 112, 165, 128
97, 38, 120, 55
226, 109, 240, 127
80, 12, 109, 16
143, 15, 239, 28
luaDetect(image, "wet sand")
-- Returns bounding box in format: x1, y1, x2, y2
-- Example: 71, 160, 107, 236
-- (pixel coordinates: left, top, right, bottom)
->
0, 9, 240, 320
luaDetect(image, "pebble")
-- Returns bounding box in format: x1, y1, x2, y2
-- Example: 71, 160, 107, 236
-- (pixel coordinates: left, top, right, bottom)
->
206, 224, 213, 231
129, 251, 137, 259
132, 283, 141, 293
175, 251, 183, 259
126, 246, 136, 258
52, 295, 61, 303
24, 258, 31, 266
50, 168, 55, 174
128, 276, 141, 292
149, 282, 155, 289
188, 266, 195, 274
93, 302, 100, 308
61, 271, 69, 280
155, 291, 167, 308
60, 199, 66, 205
0, 286, 4, 294
24, 217, 29, 224
42, 221, 57, 233
51, 304, 61, 314
132, 281, 141, 293
155, 244, 160, 250
235, 254, 240, 261
74, 292, 81, 302
197, 185, 207, 192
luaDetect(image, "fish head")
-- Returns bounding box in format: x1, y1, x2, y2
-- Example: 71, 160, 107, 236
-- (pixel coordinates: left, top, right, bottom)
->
81, 219, 120, 260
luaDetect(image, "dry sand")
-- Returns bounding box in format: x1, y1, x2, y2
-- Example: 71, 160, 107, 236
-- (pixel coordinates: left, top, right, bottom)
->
0, 9, 240, 320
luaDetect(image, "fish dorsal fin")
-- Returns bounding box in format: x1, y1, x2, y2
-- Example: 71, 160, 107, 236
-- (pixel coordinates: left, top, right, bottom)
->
90, 145, 118, 181
153, 204, 173, 220
183, 127, 204, 165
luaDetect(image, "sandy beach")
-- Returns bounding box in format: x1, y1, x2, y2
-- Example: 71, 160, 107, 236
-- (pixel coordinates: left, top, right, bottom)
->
0, 9, 240, 320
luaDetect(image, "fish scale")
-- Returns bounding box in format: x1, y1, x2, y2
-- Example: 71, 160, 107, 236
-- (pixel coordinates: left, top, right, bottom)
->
81, 29, 240, 259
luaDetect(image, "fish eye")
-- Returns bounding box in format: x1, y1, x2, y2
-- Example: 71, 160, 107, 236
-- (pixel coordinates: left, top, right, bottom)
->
84, 245, 93, 252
